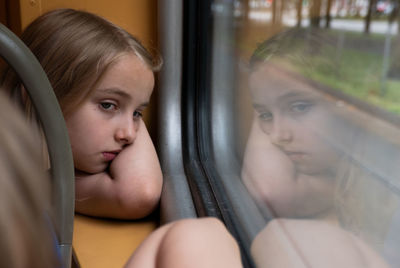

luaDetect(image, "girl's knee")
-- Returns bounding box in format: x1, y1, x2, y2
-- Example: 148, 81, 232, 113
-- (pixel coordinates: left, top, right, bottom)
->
156, 218, 242, 267
164, 217, 239, 249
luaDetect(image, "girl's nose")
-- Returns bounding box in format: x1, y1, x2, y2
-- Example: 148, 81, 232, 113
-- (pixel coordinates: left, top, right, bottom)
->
269, 118, 292, 147
115, 121, 138, 145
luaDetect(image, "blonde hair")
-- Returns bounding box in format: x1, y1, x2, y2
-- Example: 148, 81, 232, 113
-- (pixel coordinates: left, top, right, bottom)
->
1, 8, 162, 117
0, 91, 59, 267
0, 8, 162, 165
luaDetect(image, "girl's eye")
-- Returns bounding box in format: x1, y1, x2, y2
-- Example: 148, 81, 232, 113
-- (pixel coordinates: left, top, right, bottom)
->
290, 101, 312, 113
100, 102, 116, 111
258, 111, 273, 122
133, 110, 143, 119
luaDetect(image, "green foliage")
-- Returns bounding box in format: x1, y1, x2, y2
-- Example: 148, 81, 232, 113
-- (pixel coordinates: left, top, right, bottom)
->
292, 36, 400, 115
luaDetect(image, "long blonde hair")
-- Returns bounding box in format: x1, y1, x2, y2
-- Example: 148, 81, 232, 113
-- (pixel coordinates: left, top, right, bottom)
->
1, 8, 162, 117
0, 8, 162, 165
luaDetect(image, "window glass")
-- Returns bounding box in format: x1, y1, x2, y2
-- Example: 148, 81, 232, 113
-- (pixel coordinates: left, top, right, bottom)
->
211, 1, 400, 267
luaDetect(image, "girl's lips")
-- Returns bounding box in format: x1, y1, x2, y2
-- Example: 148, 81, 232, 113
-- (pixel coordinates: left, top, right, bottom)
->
284, 151, 308, 162
102, 152, 118, 161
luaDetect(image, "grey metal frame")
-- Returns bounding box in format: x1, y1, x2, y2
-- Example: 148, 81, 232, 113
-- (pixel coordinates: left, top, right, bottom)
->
0, 23, 74, 268
157, 0, 265, 238
157, 0, 197, 222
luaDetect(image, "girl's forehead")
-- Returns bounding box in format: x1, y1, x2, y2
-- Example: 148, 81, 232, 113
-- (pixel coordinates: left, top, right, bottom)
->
250, 64, 320, 101
102, 53, 153, 81
92, 53, 154, 102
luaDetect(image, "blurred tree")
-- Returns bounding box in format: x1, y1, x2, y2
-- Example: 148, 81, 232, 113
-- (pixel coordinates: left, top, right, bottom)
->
241, 0, 250, 21
297, 0, 304, 27
365, 0, 377, 33
272, 0, 284, 26
310, 0, 322, 27
387, 0, 400, 78
348, 0, 355, 15
280, 0, 286, 22
388, 0, 399, 25
325, 0, 333, 28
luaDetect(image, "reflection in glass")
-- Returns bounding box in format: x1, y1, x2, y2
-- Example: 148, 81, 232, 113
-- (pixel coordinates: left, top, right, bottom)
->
234, 2, 400, 267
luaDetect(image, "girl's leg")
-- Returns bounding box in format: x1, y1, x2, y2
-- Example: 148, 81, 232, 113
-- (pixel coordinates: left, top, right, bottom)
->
125, 217, 242, 268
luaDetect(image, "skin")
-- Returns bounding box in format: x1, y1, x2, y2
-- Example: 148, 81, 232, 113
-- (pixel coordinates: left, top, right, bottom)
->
66, 53, 163, 219
243, 64, 341, 218
242, 120, 337, 219
251, 219, 389, 268
249, 64, 341, 177
125, 217, 243, 268
244, 64, 389, 267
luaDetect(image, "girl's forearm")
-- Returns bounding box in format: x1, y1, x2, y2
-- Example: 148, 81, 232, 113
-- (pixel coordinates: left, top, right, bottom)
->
75, 170, 160, 219
74, 171, 123, 218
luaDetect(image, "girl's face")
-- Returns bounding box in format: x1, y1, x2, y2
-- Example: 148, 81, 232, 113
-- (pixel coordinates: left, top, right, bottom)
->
65, 54, 154, 174
246, 63, 346, 218
249, 64, 341, 176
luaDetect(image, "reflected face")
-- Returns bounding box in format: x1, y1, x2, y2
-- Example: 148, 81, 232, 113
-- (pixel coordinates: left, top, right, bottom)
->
65, 54, 154, 174
249, 64, 341, 176
245, 63, 346, 218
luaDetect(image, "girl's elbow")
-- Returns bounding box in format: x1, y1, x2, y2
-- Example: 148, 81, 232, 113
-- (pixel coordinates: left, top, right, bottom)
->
117, 177, 162, 219
134, 184, 162, 217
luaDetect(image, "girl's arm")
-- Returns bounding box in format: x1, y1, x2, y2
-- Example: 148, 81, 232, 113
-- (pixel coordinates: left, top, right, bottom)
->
251, 219, 389, 268
241, 118, 295, 206
75, 120, 163, 219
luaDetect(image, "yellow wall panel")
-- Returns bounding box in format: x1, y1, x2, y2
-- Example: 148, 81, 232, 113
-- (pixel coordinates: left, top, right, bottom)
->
19, 0, 157, 49
19, 0, 41, 31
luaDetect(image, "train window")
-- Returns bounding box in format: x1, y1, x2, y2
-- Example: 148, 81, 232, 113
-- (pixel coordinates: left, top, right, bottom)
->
158, 1, 400, 267
207, 0, 400, 267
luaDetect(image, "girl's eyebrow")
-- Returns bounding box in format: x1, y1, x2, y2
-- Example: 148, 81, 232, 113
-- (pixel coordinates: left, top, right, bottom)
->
252, 92, 314, 110
98, 87, 132, 100
98, 87, 150, 108
278, 92, 310, 102
252, 103, 266, 110
138, 102, 149, 109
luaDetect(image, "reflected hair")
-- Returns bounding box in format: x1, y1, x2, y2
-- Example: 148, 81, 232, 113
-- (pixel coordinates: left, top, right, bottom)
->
249, 28, 336, 74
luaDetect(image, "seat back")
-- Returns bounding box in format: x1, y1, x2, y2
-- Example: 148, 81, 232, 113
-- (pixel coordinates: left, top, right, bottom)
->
0, 23, 74, 268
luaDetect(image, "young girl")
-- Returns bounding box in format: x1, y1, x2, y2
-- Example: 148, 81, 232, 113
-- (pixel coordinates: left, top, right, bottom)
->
1, 8, 243, 267
1, 8, 162, 219
242, 28, 398, 267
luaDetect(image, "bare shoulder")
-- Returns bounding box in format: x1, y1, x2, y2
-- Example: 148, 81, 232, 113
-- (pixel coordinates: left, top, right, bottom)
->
251, 219, 389, 268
